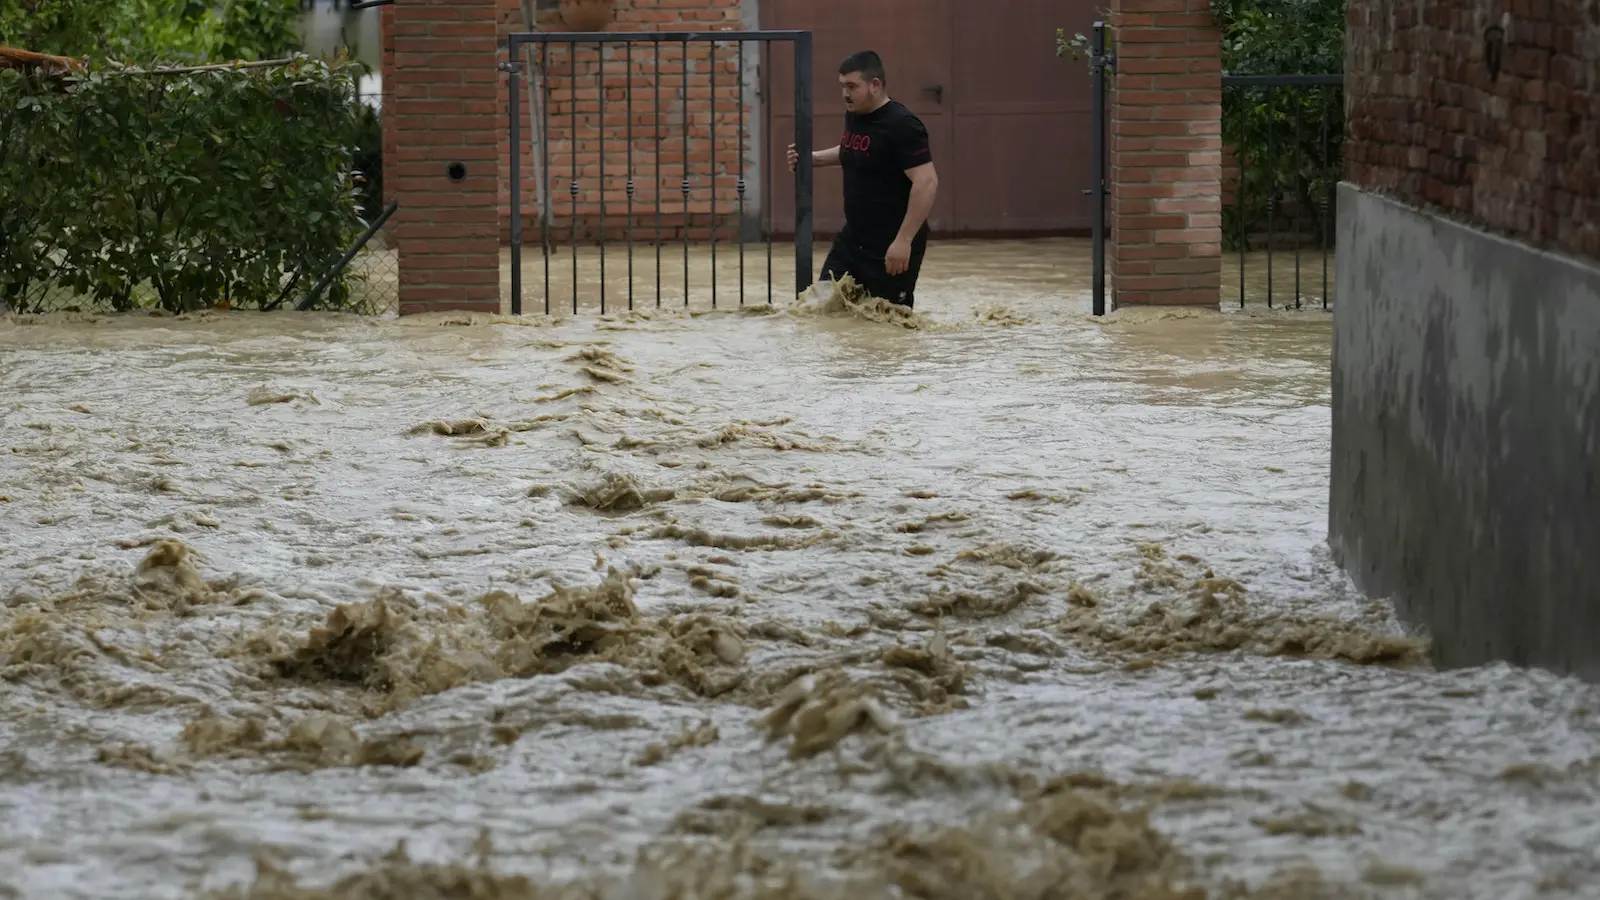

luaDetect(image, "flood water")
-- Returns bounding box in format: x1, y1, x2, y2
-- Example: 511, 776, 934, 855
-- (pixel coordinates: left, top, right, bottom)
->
3, 241, 1598, 900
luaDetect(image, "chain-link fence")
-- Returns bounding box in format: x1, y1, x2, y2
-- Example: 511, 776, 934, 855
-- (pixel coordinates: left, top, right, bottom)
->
336, 206, 399, 316
340, 75, 398, 316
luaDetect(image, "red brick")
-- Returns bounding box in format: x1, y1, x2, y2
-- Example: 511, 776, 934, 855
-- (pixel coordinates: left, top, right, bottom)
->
402, 285, 478, 302
1118, 275, 1204, 291
1153, 257, 1226, 275
432, 301, 501, 313
1153, 227, 1222, 244
1154, 196, 1217, 213
1115, 243, 1190, 260
1119, 59, 1193, 75
1119, 213, 1191, 230
1116, 121, 1194, 137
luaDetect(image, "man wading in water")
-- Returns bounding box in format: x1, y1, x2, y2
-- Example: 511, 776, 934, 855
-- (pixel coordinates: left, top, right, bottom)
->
788, 50, 939, 308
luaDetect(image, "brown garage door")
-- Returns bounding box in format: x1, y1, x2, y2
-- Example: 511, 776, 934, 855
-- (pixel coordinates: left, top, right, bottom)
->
760, 0, 1099, 237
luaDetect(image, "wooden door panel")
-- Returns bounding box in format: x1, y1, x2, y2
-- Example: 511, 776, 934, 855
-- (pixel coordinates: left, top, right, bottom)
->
949, 112, 1093, 231
950, 0, 1101, 232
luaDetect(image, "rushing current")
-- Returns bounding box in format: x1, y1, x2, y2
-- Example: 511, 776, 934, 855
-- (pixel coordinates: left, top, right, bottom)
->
2, 240, 1597, 900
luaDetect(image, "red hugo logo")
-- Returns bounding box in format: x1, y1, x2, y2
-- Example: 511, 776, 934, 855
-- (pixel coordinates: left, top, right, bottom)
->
840, 130, 872, 152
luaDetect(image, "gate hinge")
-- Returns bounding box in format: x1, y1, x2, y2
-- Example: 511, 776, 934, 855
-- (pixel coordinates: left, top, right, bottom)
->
497, 60, 522, 74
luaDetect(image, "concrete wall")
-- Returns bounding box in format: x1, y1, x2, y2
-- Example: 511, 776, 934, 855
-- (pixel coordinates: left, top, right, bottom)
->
1330, 184, 1600, 680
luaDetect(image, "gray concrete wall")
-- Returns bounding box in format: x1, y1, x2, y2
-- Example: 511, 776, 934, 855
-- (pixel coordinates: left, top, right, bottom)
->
1330, 183, 1600, 681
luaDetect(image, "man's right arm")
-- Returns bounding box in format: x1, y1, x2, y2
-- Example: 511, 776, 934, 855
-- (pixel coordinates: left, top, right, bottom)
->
788, 144, 841, 171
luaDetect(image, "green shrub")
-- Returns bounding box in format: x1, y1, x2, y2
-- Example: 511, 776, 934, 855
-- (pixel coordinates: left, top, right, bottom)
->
1213, 0, 1346, 250
349, 96, 384, 222
0, 0, 301, 66
0, 55, 368, 313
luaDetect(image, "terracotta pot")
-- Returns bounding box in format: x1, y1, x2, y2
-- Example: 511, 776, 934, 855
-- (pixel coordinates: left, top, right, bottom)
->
559, 0, 615, 32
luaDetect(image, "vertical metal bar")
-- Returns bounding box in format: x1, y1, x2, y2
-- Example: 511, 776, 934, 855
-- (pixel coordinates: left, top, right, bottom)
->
523, 12, 550, 272
1237, 84, 1246, 309
541, 44, 552, 316
764, 39, 773, 305
509, 42, 523, 316
1090, 22, 1107, 317
655, 41, 662, 309
599, 41, 607, 315
1322, 83, 1333, 310
710, 38, 718, 310
570, 43, 579, 315
1292, 88, 1302, 309
737, 40, 746, 307
793, 32, 814, 298
1266, 84, 1275, 309
627, 41, 635, 311
682, 38, 690, 308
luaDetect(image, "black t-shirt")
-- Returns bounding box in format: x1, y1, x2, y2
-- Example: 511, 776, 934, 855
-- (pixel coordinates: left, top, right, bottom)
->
837, 99, 932, 253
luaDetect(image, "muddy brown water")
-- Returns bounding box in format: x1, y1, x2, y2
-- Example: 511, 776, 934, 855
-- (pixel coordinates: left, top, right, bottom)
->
2, 241, 1597, 900
346, 237, 1333, 317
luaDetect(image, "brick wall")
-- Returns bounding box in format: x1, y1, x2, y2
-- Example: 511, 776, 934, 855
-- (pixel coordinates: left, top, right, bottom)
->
1346, 0, 1600, 262
1109, 0, 1224, 307
492, 0, 756, 244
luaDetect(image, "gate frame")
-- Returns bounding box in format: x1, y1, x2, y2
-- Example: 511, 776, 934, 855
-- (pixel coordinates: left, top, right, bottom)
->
1220, 72, 1345, 311
502, 29, 815, 316
1087, 21, 1115, 317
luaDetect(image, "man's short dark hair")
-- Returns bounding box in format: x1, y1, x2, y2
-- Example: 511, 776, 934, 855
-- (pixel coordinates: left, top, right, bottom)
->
839, 50, 886, 86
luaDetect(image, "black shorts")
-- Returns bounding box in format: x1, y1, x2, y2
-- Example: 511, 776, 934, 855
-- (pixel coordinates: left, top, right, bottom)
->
819, 233, 927, 308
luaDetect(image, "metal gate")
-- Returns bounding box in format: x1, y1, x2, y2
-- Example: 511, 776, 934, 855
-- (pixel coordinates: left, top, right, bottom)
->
1083, 26, 1343, 313
1086, 21, 1112, 317
1221, 73, 1343, 310
503, 30, 814, 316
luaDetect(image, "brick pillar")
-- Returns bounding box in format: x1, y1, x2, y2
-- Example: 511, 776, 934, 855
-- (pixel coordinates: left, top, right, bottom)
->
1108, 0, 1223, 307
391, 0, 501, 315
